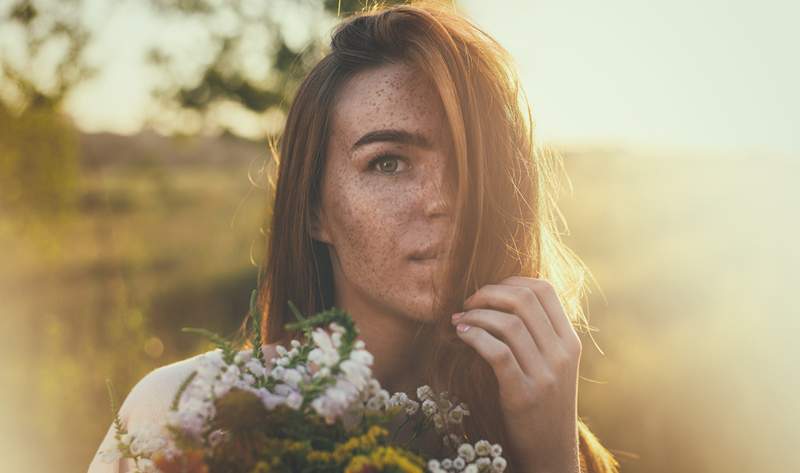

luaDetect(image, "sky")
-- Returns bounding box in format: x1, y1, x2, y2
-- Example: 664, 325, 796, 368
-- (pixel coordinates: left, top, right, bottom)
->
55, 0, 800, 158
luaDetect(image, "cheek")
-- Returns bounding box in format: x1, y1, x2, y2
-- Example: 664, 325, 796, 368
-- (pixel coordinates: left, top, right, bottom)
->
327, 178, 414, 265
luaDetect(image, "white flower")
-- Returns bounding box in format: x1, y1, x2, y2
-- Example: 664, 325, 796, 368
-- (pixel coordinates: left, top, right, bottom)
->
309, 328, 340, 367
475, 457, 492, 470
310, 378, 360, 424
167, 397, 214, 438
417, 385, 434, 402
422, 398, 437, 417
271, 365, 286, 379
276, 345, 287, 356
224, 364, 241, 379
453, 457, 466, 469
340, 359, 371, 391
475, 440, 492, 457
234, 351, 252, 365
245, 359, 266, 377
329, 322, 346, 334
128, 424, 167, 457
282, 368, 303, 388
208, 429, 229, 448
448, 405, 467, 425
458, 443, 476, 462
367, 379, 382, 396
274, 383, 294, 396
490, 456, 507, 472
366, 396, 383, 413
290, 339, 301, 348
354, 339, 365, 349
285, 391, 304, 410
464, 465, 478, 473
389, 391, 408, 408
404, 399, 420, 416
350, 349, 374, 366
490, 443, 503, 458
257, 388, 287, 410
135, 458, 158, 473
441, 458, 452, 469
427, 459, 441, 470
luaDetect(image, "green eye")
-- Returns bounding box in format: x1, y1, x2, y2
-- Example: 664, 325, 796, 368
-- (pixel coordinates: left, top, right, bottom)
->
371, 155, 406, 174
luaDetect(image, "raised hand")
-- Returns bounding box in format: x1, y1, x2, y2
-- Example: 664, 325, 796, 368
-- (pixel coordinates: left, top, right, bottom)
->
451, 276, 583, 473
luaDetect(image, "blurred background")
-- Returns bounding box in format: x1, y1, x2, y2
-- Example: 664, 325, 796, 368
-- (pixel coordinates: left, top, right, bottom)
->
0, 0, 797, 472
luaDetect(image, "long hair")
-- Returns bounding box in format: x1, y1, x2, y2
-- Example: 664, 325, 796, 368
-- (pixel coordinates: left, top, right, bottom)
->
250, 2, 620, 471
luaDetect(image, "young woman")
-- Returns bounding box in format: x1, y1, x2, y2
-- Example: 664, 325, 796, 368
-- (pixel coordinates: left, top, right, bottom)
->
89, 2, 621, 472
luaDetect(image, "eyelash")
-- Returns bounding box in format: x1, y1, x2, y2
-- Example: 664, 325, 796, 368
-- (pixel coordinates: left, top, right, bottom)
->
368, 154, 409, 175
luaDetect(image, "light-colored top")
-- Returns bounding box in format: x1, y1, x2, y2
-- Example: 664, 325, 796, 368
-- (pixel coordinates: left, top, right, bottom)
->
87, 353, 206, 473
87, 345, 280, 473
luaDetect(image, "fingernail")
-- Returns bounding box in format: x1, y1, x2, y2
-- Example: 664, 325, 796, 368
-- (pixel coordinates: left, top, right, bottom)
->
456, 323, 471, 333
451, 312, 464, 322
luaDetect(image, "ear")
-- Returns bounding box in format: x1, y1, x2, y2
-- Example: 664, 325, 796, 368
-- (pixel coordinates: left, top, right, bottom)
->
310, 205, 332, 244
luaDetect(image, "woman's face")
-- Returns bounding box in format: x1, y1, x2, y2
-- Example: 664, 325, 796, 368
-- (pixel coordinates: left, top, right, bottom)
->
312, 60, 456, 323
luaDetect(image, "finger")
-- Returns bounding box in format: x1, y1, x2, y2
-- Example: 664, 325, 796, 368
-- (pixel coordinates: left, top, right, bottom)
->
502, 276, 579, 345
464, 283, 559, 355
454, 324, 529, 393
453, 308, 542, 376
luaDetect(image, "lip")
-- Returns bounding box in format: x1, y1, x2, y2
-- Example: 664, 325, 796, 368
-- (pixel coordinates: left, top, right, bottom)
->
408, 244, 444, 261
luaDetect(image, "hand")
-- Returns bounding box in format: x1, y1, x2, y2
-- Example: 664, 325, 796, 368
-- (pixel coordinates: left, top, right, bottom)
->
451, 276, 582, 473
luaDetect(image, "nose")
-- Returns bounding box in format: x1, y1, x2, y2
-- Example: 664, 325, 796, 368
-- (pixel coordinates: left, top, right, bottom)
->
423, 171, 454, 219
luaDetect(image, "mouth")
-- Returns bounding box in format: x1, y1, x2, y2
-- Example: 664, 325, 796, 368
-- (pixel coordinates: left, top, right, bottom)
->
408, 246, 443, 261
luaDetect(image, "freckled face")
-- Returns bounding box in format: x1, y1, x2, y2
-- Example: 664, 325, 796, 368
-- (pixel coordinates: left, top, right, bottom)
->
312, 61, 455, 323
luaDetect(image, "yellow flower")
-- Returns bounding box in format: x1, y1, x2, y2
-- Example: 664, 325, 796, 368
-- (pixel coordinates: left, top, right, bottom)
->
343, 446, 425, 473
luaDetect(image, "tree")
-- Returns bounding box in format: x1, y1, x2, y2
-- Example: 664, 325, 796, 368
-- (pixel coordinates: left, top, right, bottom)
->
144, 0, 405, 137
0, 1, 88, 220
0, 0, 95, 112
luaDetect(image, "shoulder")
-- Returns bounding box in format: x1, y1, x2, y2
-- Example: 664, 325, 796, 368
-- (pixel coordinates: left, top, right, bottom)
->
87, 353, 207, 472
120, 353, 207, 426
122, 344, 281, 425
88, 345, 281, 472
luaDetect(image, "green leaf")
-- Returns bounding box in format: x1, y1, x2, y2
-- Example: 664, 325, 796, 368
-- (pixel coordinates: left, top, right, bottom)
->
182, 327, 236, 363
171, 371, 198, 411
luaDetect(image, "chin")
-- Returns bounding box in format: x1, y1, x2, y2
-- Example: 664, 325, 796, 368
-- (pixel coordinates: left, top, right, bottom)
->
395, 294, 439, 324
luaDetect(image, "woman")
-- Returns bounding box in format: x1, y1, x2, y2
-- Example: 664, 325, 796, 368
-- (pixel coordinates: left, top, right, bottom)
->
89, 2, 621, 472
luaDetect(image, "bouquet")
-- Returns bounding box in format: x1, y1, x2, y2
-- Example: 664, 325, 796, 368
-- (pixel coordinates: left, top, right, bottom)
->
99, 291, 508, 473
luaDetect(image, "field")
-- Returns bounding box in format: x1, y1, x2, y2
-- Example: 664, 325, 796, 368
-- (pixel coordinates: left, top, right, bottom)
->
1, 132, 797, 472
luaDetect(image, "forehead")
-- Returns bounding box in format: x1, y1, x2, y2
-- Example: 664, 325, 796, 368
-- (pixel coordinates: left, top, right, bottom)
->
329, 61, 446, 149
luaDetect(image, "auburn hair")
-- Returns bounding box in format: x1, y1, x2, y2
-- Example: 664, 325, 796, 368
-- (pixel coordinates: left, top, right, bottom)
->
248, 1, 621, 472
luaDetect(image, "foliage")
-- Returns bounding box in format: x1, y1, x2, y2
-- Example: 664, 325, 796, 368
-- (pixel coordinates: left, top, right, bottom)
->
144, 0, 406, 136
0, 0, 95, 111
0, 103, 80, 220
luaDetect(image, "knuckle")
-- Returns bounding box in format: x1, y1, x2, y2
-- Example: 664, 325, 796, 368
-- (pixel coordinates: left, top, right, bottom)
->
536, 372, 558, 391
490, 344, 514, 365
552, 350, 573, 370
515, 286, 538, 306
500, 314, 524, 333
535, 278, 556, 293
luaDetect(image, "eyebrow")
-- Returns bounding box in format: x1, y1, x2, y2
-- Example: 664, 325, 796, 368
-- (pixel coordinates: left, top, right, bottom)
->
350, 128, 434, 152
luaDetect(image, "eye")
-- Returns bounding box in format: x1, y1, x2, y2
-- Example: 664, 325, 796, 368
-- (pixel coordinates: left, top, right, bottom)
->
369, 154, 409, 175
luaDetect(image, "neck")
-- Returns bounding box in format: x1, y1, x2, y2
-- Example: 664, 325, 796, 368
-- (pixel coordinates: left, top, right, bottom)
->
335, 291, 437, 396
